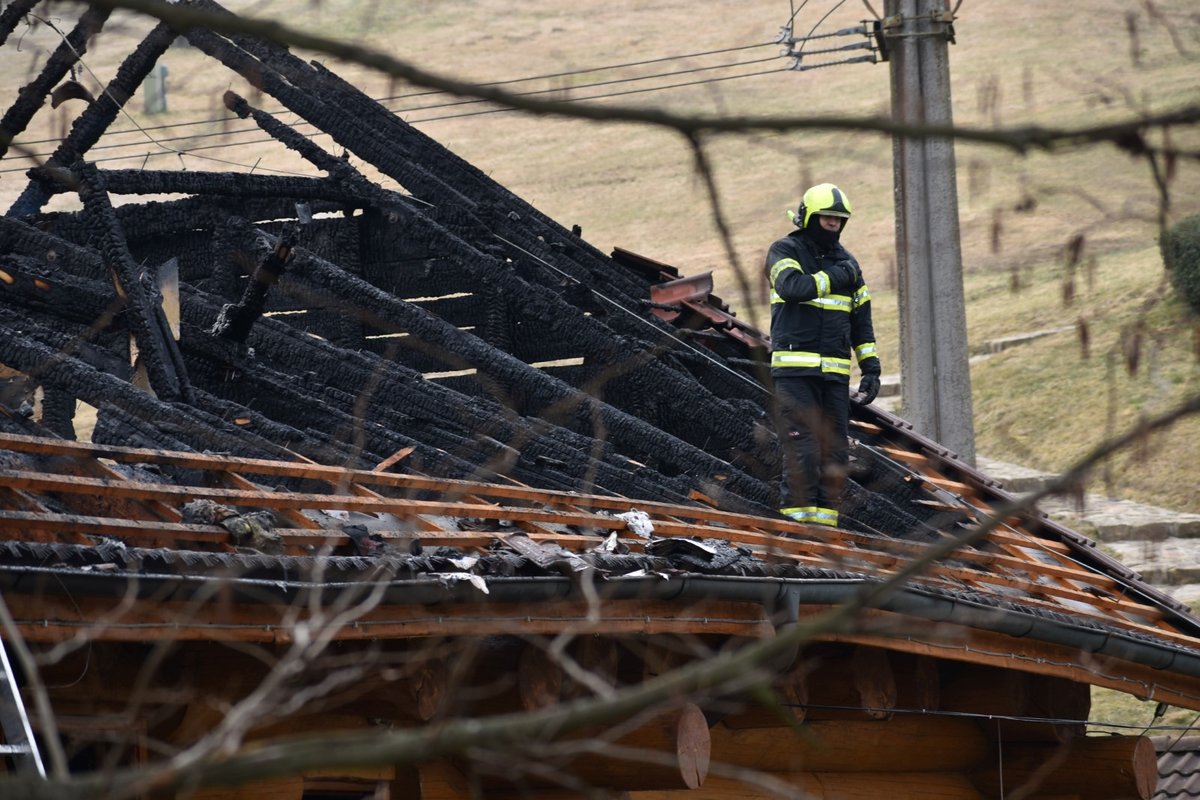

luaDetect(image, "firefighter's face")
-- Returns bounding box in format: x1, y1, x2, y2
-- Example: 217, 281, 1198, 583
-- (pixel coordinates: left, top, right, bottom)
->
817, 215, 843, 232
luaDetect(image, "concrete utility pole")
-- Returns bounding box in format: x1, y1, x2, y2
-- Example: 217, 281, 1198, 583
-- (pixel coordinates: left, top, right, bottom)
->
885, 0, 976, 465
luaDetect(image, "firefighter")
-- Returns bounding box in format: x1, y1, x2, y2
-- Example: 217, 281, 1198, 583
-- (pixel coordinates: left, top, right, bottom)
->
765, 183, 882, 527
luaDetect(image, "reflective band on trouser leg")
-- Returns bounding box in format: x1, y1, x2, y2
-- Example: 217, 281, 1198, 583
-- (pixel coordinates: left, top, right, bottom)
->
809, 507, 839, 527
780, 507, 815, 523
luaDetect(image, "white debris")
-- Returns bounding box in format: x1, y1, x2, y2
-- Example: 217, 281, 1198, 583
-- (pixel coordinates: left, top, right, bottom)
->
616, 509, 654, 539
435, 573, 489, 594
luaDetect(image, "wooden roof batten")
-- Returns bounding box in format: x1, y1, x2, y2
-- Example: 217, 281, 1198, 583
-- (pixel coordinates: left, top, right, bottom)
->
3, 430, 1200, 715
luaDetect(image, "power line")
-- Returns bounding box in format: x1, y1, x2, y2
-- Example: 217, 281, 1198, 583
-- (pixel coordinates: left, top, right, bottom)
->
407, 66, 785, 125
8, 40, 780, 149
396, 54, 781, 115
2, 6, 876, 178
0, 62, 787, 174
376, 40, 778, 103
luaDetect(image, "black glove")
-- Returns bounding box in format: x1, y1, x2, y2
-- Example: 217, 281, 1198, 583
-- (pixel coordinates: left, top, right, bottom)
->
826, 260, 860, 293
857, 373, 881, 405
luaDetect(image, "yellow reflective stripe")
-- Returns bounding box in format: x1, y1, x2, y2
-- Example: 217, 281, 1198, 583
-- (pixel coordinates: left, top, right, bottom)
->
782, 507, 839, 526
802, 294, 853, 312
855, 342, 878, 361
853, 285, 871, 307
780, 506, 814, 522
772, 351, 851, 374
772, 351, 821, 368
814, 270, 830, 297
770, 258, 803, 287
770, 290, 785, 304
809, 507, 839, 526
821, 357, 851, 375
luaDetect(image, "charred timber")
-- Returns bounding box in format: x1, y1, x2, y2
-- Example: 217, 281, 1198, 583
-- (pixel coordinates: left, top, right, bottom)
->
170, 20, 771, 467
211, 225, 297, 346
9, 21, 179, 216
250, 228, 772, 510
181, 23, 478, 212
89, 168, 393, 208
222, 90, 413, 219
0, 6, 111, 159
182, 9, 655, 316
302, 55, 653, 304
76, 162, 193, 404
0, 215, 108, 283
178, 283, 705, 501
179, 315, 479, 481
0, 0, 38, 49
275, 192, 770, 488
0, 316, 294, 461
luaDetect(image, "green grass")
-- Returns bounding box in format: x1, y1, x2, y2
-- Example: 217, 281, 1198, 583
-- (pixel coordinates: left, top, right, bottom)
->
1091, 686, 1196, 735
865, 240, 1200, 513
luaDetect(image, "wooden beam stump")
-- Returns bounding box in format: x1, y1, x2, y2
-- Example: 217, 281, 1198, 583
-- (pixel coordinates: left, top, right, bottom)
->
472, 702, 710, 792
718, 651, 807, 729
968, 735, 1156, 800
563, 635, 621, 699
457, 637, 565, 716
803, 645, 896, 720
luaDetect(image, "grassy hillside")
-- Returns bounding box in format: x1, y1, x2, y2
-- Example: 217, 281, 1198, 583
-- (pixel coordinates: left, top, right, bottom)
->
1, 0, 1197, 516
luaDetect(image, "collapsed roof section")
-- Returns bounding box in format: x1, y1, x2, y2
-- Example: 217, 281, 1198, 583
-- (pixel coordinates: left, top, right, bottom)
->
2, 1, 1200, 683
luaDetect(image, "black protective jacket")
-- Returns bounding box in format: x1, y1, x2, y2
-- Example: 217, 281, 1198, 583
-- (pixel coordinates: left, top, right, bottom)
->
765, 229, 880, 382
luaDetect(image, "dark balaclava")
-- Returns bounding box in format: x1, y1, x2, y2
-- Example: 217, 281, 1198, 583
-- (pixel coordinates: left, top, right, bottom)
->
804, 214, 842, 252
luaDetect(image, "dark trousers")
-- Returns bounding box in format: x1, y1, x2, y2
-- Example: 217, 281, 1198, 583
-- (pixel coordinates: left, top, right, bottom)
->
774, 375, 850, 513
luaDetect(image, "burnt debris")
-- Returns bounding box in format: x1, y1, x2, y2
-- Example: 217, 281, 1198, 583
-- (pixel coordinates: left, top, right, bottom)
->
2, 0, 990, 539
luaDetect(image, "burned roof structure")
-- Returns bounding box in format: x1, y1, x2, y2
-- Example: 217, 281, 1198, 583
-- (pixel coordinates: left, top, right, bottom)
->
0, 2, 1197, 797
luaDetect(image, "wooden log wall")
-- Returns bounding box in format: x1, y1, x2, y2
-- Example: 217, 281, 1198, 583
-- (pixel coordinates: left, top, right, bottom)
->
14, 633, 1158, 799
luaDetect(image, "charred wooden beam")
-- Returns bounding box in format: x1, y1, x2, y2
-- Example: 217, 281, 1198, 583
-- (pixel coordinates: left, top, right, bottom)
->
181, 6, 679, 352
0, 5, 111, 159
179, 284, 699, 499
259, 229, 772, 510
87, 168, 377, 206
0, 215, 108, 282
75, 162, 193, 404
0, 0, 38, 48
178, 313, 475, 479
8, 20, 179, 216
211, 224, 296, 346
299, 57, 652, 303
221, 90, 412, 218
0, 253, 119, 325
0, 313, 302, 462
181, 18, 478, 210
